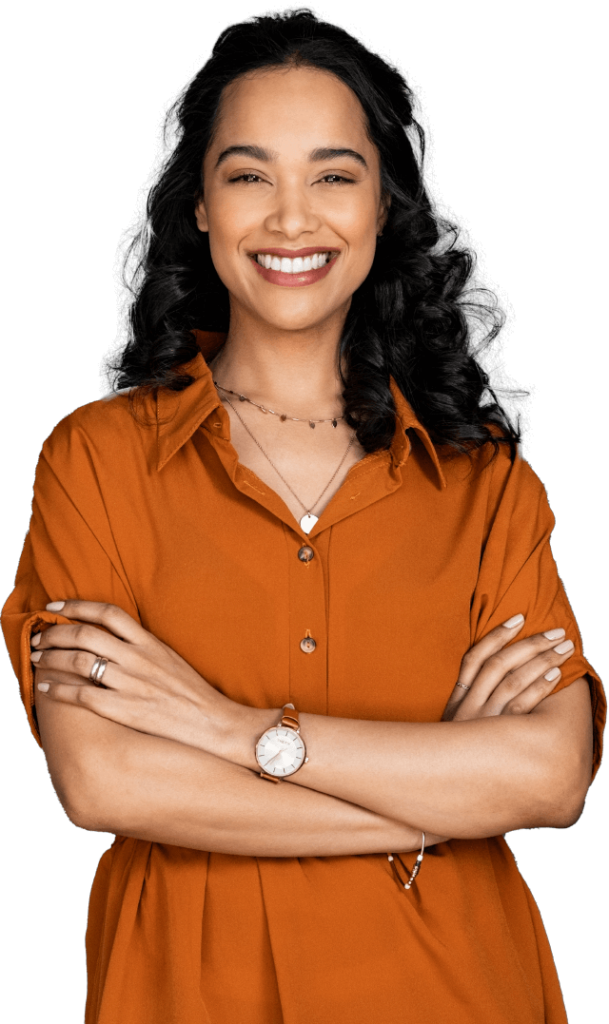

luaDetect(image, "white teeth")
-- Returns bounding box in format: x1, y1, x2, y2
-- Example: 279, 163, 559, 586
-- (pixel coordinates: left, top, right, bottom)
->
255, 252, 333, 273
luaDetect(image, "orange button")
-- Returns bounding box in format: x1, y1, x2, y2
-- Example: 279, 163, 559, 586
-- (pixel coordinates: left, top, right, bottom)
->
298, 546, 314, 563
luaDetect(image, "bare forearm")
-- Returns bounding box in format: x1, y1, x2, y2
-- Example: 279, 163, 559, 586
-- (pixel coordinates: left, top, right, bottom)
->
69, 721, 439, 857
292, 714, 553, 837
230, 704, 569, 839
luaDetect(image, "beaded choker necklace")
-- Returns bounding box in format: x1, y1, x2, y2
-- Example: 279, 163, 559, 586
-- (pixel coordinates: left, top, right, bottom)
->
211, 380, 343, 428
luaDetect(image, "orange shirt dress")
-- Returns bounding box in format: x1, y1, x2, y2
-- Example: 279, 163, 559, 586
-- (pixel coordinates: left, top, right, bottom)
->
2, 333, 605, 1024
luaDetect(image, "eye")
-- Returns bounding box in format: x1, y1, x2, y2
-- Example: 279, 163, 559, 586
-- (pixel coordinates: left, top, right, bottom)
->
228, 173, 266, 184
318, 174, 355, 184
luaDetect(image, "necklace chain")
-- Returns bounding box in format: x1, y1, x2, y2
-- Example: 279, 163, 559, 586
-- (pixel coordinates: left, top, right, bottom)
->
213, 380, 343, 428
223, 396, 356, 519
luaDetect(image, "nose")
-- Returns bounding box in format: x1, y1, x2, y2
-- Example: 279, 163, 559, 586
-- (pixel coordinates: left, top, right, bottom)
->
263, 180, 321, 240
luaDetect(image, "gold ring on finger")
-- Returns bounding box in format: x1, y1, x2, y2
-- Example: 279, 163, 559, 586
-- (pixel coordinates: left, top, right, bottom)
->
89, 656, 108, 686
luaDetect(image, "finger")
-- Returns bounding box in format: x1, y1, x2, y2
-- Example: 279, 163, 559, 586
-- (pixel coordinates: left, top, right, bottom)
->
472, 633, 573, 708
480, 640, 574, 716
449, 624, 571, 720
32, 618, 122, 651
36, 676, 153, 733
30, 646, 118, 687
36, 675, 121, 717
44, 600, 145, 645
501, 668, 562, 716
36, 671, 102, 696
445, 614, 526, 714
31, 623, 161, 688
441, 682, 473, 721
460, 618, 573, 700
456, 614, 526, 690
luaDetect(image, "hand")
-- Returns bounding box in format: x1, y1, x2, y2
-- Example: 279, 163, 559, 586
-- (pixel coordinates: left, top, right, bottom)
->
441, 614, 575, 722
31, 600, 245, 757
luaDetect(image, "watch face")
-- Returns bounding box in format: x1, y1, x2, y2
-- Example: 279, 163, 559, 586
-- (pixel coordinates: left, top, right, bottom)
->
256, 726, 306, 778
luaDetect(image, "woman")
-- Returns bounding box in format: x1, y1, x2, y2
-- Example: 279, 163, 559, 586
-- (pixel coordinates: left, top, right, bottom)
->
1, 9, 604, 1024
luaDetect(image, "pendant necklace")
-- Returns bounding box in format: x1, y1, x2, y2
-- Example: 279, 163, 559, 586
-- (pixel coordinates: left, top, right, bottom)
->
214, 376, 358, 536
213, 380, 343, 429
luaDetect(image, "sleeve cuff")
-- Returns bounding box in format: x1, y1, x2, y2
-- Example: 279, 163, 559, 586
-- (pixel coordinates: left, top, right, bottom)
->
18, 610, 76, 746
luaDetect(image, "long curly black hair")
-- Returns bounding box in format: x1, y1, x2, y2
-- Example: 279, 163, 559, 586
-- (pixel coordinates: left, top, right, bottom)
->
111, 8, 520, 457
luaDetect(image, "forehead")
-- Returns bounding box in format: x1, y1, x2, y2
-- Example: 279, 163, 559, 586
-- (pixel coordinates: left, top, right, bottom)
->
210, 65, 374, 158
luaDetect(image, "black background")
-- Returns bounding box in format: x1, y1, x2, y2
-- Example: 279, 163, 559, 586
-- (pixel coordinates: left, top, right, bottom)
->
1, 8, 609, 1024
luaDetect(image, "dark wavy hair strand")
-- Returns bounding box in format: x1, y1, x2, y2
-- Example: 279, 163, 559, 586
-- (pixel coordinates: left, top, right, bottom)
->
110, 7, 520, 458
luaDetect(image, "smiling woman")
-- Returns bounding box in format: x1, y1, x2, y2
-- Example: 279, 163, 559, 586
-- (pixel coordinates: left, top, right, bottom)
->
1, 8, 604, 1024
112, 10, 517, 460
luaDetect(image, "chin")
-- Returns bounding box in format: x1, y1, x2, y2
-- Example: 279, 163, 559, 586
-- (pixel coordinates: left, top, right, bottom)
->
249, 295, 351, 334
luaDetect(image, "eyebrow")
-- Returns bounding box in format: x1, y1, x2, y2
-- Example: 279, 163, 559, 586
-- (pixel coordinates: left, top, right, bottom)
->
214, 144, 368, 169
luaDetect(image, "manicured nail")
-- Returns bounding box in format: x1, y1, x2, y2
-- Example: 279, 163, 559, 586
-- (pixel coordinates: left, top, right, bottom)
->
554, 640, 574, 655
543, 628, 565, 641
46, 601, 65, 612
30, 650, 42, 662
30, 632, 41, 646
37, 682, 50, 692
544, 667, 561, 682
502, 614, 524, 628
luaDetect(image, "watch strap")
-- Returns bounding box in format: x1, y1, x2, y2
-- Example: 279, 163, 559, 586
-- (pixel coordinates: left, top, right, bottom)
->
280, 702, 300, 731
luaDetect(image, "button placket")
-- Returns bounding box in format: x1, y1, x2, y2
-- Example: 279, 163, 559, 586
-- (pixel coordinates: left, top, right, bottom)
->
287, 531, 327, 715
296, 545, 317, 651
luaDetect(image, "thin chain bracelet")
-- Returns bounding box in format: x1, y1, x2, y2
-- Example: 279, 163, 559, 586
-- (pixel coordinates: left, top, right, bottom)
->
387, 831, 426, 892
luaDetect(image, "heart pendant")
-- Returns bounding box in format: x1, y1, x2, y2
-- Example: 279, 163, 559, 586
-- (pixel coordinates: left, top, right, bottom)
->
300, 513, 319, 534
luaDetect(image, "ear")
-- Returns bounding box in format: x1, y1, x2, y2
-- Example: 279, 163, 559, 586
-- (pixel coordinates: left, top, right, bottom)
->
194, 198, 209, 233
377, 191, 391, 236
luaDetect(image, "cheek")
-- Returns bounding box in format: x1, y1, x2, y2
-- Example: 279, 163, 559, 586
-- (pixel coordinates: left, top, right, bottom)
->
334, 189, 380, 245
207, 180, 267, 233
341, 204, 380, 279
205, 201, 249, 289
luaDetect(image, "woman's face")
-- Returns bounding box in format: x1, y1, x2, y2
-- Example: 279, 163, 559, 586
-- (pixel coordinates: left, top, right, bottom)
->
196, 65, 388, 333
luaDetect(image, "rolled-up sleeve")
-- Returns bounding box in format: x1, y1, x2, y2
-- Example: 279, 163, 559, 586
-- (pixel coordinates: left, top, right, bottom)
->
470, 451, 605, 777
1, 416, 139, 745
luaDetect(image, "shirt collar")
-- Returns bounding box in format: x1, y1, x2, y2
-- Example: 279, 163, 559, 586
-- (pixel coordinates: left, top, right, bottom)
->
156, 330, 446, 489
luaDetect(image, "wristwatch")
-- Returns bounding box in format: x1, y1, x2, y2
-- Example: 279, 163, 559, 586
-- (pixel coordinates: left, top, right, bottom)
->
255, 703, 308, 782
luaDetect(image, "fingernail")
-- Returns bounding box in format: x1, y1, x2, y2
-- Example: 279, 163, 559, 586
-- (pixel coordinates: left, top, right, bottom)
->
37, 682, 50, 692
30, 632, 41, 647
554, 640, 574, 655
30, 650, 42, 662
502, 614, 524, 628
46, 601, 65, 612
544, 628, 565, 641
544, 667, 561, 681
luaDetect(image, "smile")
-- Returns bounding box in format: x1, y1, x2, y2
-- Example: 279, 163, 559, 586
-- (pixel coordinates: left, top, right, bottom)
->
249, 249, 340, 287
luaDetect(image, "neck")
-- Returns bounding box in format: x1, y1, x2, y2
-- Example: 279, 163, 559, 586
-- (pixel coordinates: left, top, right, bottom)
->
210, 304, 347, 418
